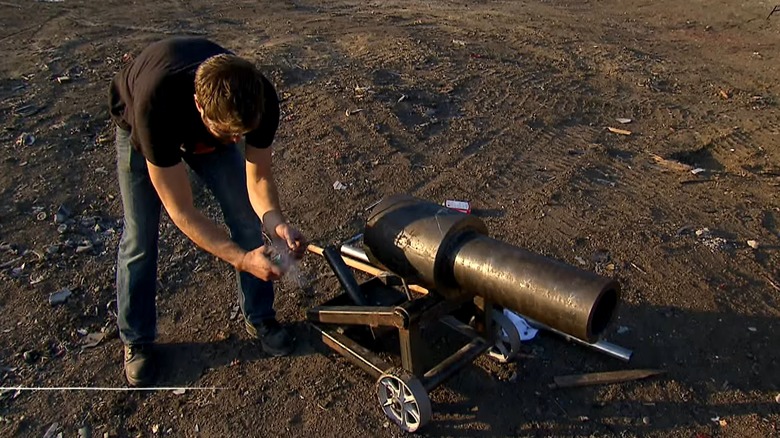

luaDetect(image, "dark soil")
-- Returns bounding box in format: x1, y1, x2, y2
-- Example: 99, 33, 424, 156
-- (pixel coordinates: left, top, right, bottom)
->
1, 0, 779, 437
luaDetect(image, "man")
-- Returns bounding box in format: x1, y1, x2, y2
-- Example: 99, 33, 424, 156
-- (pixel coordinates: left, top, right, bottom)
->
108, 37, 306, 387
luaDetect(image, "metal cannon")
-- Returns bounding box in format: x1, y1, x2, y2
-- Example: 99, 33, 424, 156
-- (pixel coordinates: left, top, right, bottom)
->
307, 194, 622, 432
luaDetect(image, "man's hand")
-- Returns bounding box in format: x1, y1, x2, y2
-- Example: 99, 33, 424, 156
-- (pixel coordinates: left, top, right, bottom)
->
239, 246, 285, 281
274, 223, 307, 260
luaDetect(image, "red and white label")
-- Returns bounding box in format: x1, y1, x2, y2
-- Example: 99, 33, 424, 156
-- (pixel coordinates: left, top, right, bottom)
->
445, 200, 472, 214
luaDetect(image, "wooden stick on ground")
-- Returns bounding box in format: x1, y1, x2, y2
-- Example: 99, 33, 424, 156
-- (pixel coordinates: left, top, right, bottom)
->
551, 369, 665, 389
607, 127, 632, 136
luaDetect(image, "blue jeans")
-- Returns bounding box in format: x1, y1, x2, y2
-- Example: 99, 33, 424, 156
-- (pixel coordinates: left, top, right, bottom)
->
115, 127, 275, 345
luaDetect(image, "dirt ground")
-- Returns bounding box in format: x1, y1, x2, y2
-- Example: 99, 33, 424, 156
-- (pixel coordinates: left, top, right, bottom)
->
1, 0, 779, 436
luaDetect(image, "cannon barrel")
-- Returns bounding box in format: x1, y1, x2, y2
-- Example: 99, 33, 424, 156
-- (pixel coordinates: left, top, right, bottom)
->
364, 194, 619, 342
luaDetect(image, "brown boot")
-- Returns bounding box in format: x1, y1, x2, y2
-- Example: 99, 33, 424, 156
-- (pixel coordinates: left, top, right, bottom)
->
124, 344, 156, 387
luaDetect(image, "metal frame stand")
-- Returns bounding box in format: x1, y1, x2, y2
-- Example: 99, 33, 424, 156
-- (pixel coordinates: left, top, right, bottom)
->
307, 277, 509, 433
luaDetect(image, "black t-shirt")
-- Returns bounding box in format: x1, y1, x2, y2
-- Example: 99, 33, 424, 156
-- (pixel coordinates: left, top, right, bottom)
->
108, 37, 280, 167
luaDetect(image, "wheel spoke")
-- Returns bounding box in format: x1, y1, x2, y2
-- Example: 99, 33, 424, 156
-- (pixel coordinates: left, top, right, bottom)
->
389, 380, 401, 398
404, 403, 421, 424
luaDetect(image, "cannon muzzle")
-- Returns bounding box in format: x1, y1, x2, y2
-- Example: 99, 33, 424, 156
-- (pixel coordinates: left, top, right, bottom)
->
364, 194, 619, 342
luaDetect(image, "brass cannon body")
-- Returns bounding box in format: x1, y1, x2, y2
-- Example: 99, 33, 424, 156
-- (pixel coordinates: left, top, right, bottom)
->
363, 194, 619, 342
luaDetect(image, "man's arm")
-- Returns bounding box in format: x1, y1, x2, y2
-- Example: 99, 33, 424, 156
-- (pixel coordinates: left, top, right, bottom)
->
245, 146, 285, 234
146, 161, 283, 280
245, 145, 305, 257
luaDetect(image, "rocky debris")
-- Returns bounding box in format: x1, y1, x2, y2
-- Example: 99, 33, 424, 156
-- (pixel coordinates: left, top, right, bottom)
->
23, 350, 40, 363
76, 242, 94, 254
15, 133, 35, 147
81, 332, 107, 349
591, 250, 610, 264
78, 425, 92, 438
695, 228, 729, 251
54, 205, 71, 224
747, 240, 759, 249
49, 288, 72, 306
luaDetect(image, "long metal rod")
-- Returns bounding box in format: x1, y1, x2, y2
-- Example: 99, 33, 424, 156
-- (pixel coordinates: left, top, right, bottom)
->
422, 338, 489, 391
311, 324, 392, 379
525, 318, 633, 362
307, 306, 403, 328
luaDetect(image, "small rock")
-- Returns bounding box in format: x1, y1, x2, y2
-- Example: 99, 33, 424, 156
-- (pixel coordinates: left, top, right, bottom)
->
383, 421, 390, 428
81, 217, 97, 228
195, 425, 199, 433
76, 244, 93, 254
676, 225, 694, 236
616, 118, 632, 124
642, 416, 651, 425
748, 327, 757, 332
695, 228, 711, 238
94, 223, 103, 233
49, 288, 72, 306
574, 256, 587, 265
747, 240, 759, 249
151, 424, 159, 434
591, 250, 610, 263
470, 406, 479, 412
15, 133, 35, 147
82, 332, 106, 348
173, 388, 186, 395
54, 205, 70, 224
578, 416, 589, 422
774, 393, 780, 404
23, 350, 39, 363
78, 425, 91, 438
617, 326, 630, 334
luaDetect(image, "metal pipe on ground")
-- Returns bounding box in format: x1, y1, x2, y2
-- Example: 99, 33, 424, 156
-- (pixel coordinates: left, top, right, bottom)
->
364, 194, 620, 343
